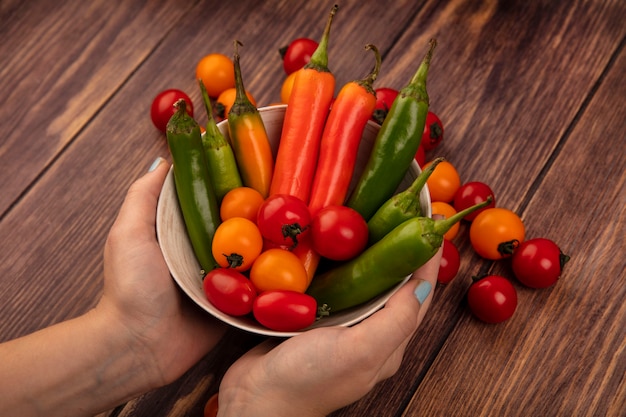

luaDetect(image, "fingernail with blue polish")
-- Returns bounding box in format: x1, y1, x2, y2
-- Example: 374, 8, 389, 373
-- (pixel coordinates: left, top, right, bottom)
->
148, 157, 164, 172
414, 280, 432, 304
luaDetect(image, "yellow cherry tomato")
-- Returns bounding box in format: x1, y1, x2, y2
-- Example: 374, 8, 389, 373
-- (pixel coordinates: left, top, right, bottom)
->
250, 248, 308, 293
220, 187, 265, 222
212, 217, 263, 271
470, 208, 525, 260
424, 160, 461, 203
196, 53, 235, 98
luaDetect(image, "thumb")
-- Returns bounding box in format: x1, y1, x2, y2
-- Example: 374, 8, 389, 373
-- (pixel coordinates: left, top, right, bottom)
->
110, 157, 170, 242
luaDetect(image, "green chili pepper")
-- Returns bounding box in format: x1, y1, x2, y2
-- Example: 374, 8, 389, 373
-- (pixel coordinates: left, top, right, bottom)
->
306, 197, 491, 314
346, 39, 437, 221
198, 78, 243, 202
166, 99, 220, 273
367, 157, 444, 245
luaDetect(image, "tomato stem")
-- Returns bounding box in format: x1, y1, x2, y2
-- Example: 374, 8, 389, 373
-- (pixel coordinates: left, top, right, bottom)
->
224, 253, 244, 269
498, 239, 520, 257
281, 223, 307, 249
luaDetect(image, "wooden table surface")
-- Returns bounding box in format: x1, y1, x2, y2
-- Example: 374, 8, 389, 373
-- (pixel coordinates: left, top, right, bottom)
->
1, 0, 624, 415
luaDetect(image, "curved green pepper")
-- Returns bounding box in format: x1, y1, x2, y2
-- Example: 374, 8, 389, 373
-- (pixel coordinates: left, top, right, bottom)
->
347, 39, 437, 221
198, 78, 243, 202
166, 99, 220, 273
367, 157, 443, 245
306, 197, 491, 314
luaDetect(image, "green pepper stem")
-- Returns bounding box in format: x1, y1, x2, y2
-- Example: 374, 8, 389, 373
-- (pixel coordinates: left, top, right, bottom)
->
433, 196, 493, 235
198, 78, 222, 138
408, 38, 437, 87
305, 4, 338, 72
230, 40, 256, 115
405, 157, 444, 197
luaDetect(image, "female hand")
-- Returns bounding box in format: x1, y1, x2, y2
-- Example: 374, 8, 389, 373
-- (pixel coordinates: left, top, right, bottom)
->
96, 157, 227, 387
217, 247, 441, 417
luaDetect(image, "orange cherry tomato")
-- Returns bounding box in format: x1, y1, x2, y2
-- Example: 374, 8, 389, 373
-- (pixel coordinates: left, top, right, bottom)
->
212, 217, 263, 271
431, 201, 460, 241
280, 70, 299, 104
215, 87, 257, 121
250, 248, 308, 293
220, 187, 265, 222
196, 53, 235, 98
424, 160, 461, 203
204, 393, 219, 417
469, 208, 525, 260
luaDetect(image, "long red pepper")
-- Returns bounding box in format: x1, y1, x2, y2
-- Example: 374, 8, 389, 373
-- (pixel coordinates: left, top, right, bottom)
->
308, 44, 381, 216
269, 4, 338, 203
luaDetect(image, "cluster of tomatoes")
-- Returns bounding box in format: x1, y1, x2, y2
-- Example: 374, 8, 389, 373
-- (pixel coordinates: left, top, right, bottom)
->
205, 188, 371, 332
405, 109, 569, 324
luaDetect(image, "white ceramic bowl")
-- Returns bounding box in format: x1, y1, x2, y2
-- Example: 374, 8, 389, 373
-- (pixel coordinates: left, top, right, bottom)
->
156, 104, 431, 337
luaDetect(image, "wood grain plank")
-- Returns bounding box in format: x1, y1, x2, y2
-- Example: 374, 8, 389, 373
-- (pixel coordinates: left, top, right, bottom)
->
0, 0, 624, 416
402, 39, 625, 417
0, 0, 427, 414
0, 0, 196, 215
330, 0, 626, 416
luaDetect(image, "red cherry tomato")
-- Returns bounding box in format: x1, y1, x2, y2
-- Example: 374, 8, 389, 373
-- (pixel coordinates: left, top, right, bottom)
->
281, 38, 318, 75
311, 205, 369, 261
150, 89, 193, 133
257, 194, 311, 248
511, 238, 570, 288
437, 240, 461, 285
203, 393, 219, 417
203, 268, 257, 317
467, 275, 517, 323
253, 290, 317, 332
371, 87, 399, 125
421, 111, 444, 151
453, 181, 496, 222
414, 144, 426, 167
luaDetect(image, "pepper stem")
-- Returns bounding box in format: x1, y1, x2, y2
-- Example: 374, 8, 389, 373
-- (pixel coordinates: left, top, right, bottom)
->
230, 40, 255, 116
198, 78, 221, 137
358, 44, 382, 90
433, 196, 493, 235
405, 157, 444, 197
305, 4, 338, 72
409, 38, 437, 87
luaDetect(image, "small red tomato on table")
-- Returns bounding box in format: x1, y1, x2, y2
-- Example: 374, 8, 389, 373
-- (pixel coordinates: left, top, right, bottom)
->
437, 239, 461, 285
511, 238, 570, 288
453, 181, 496, 222
280, 37, 319, 75
150, 89, 193, 133
467, 275, 517, 323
